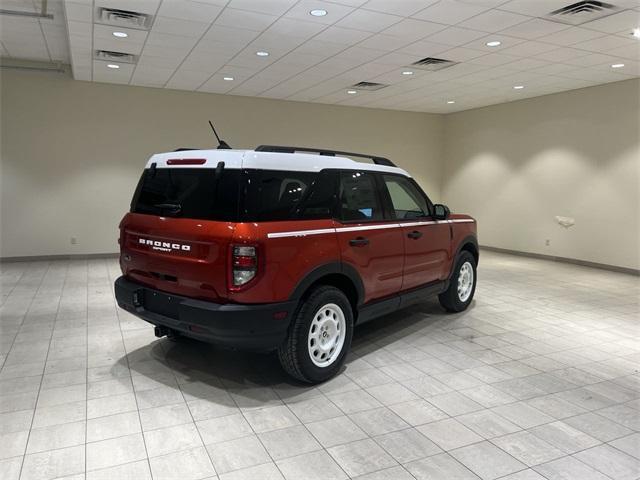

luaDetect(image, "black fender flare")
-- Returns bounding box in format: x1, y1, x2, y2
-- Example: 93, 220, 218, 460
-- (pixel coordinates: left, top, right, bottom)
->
288, 261, 365, 306
449, 235, 479, 279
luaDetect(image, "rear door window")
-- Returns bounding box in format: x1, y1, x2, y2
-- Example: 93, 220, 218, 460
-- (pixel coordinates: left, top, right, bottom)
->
242, 170, 337, 221
338, 171, 383, 222
131, 168, 240, 221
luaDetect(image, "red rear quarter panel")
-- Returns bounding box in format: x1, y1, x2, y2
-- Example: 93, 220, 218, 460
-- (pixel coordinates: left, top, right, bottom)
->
229, 219, 340, 304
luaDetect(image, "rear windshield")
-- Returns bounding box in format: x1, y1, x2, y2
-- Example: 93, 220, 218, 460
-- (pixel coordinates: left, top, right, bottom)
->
131, 168, 240, 221
130, 168, 336, 222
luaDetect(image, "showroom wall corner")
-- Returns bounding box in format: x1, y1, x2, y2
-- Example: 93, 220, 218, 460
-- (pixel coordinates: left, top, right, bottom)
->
0, 70, 443, 258
442, 79, 640, 270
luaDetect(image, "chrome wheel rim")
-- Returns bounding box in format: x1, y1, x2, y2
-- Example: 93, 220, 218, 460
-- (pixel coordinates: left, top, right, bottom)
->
308, 303, 346, 368
457, 261, 474, 303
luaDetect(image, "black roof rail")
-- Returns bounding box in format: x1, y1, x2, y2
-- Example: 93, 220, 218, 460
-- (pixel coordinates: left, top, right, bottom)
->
255, 145, 396, 167
174, 147, 198, 151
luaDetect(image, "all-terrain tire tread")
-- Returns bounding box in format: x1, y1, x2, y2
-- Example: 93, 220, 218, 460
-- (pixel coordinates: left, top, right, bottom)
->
277, 286, 346, 383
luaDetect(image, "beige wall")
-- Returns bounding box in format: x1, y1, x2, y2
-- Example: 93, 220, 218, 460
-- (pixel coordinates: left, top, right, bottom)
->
0, 70, 442, 258
2, 70, 638, 270
442, 79, 640, 270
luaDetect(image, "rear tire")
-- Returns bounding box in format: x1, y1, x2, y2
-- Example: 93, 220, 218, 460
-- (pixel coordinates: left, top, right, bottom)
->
278, 286, 353, 384
439, 251, 477, 313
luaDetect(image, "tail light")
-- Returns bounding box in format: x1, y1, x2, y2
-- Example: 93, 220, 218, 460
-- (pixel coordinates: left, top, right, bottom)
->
230, 245, 258, 289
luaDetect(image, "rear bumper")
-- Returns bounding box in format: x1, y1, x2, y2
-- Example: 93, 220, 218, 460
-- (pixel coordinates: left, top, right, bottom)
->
114, 276, 295, 351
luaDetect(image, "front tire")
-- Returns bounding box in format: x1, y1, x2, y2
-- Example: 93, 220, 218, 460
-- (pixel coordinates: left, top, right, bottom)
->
439, 251, 477, 313
278, 286, 353, 384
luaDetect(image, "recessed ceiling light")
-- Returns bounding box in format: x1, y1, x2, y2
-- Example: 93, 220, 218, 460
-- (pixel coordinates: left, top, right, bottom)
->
611, 63, 625, 68
223, 76, 234, 81
447, 100, 455, 104
632, 28, 640, 38
402, 70, 414, 75
347, 90, 357, 94
256, 51, 269, 57
309, 9, 327, 16
486, 40, 501, 47
106, 64, 120, 69
112, 31, 128, 38
513, 85, 524, 89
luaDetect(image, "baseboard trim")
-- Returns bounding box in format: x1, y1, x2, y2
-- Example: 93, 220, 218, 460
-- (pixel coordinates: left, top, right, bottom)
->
480, 245, 639, 276
0, 253, 119, 263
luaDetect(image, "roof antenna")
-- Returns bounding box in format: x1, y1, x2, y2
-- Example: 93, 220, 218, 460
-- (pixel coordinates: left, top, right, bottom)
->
208, 121, 231, 149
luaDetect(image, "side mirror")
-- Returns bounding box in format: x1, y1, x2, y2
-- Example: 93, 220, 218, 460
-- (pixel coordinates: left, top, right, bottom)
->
433, 204, 450, 220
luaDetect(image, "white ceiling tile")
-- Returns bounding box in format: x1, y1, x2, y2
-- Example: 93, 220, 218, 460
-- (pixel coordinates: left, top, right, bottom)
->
156, 0, 223, 22
500, 41, 558, 57
312, 26, 372, 44
564, 52, 622, 67
576, 35, 636, 53
497, 0, 568, 17
294, 39, 346, 56
202, 25, 258, 45
283, 0, 355, 24
535, 46, 591, 62
605, 43, 640, 60
333, 45, 386, 62
543, 27, 606, 47
228, 0, 298, 16
335, 9, 402, 32
396, 38, 450, 56
424, 26, 487, 46
92, 60, 135, 84
462, 33, 526, 52
358, 33, 413, 51
380, 18, 446, 41
502, 57, 549, 71
531, 63, 576, 75
63, 1, 92, 22
440, 46, 487, 61
375, 51, 422, 66
458, 9, 531, 33
498, 18, 570, 40
214, 8, 278, 31
153, 16, 210, 37
581, 9, 640, 34
467, 51, 520, 66
146, 32, 199, 49
363, 0, 439, 16
265, 17, 327, 39
412, 0, 489, 25
131, 65, 175, 85
165, 69, 212, 89
93, 24, 147, 43
66, 19, 91, 37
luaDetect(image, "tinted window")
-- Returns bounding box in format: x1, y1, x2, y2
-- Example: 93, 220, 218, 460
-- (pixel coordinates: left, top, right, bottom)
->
242, 170, 334, 221
299, 171, 338, 220
383, 175, 429, 220
338, 171, 383, 222
131, 168, 239, 221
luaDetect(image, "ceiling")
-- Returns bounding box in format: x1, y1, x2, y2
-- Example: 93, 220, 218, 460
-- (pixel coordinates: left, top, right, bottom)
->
1, 0, 639, 113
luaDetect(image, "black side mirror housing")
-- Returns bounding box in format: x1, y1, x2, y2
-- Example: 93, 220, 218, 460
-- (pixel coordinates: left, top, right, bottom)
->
433, 204, 450, 220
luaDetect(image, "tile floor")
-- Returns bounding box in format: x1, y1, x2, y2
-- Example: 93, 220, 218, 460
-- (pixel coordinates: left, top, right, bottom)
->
1, 251, 639, 480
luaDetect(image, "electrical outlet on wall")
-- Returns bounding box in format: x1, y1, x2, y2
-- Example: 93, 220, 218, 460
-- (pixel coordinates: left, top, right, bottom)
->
70, 236, 78, 245
545, 239, 550, 246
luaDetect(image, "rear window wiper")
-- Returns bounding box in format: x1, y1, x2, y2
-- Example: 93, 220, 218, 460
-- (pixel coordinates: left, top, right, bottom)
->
154, 203, 182, 213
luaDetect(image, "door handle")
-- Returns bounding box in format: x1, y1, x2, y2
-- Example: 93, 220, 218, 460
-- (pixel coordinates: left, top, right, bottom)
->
349, 237, 369, 247
407, 230, 423, 239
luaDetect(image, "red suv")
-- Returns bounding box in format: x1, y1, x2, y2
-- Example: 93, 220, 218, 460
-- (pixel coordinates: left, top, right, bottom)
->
115, 145, 478, 383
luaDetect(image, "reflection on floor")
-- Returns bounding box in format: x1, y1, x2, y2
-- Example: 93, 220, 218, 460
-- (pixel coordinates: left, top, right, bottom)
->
1, 251, 639, 480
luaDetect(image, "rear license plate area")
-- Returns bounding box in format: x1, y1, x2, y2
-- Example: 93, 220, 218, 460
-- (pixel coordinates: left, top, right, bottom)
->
144, 290, 180, 319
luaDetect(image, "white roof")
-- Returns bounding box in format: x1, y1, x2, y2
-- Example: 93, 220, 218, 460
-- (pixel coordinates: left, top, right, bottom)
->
145, 149, 411, 177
